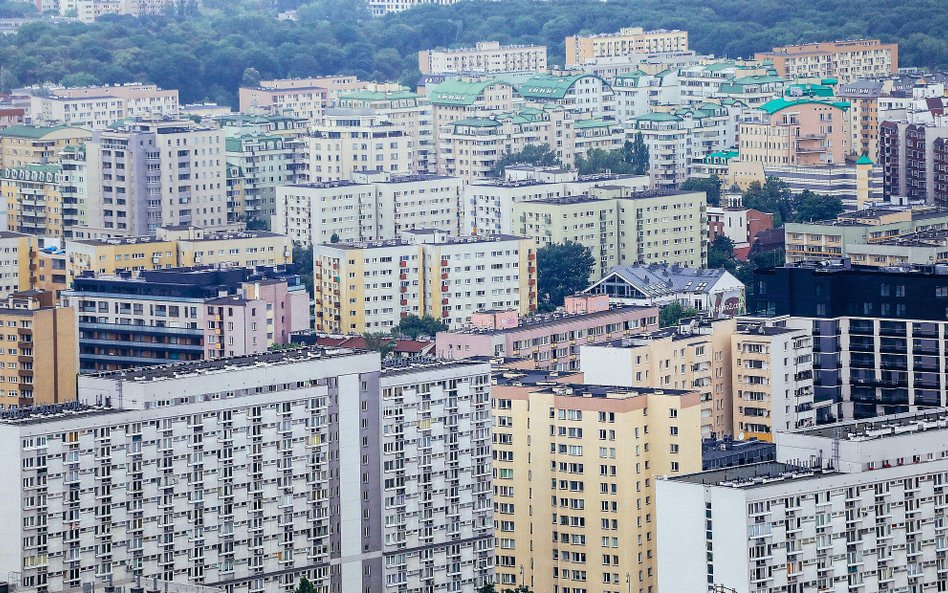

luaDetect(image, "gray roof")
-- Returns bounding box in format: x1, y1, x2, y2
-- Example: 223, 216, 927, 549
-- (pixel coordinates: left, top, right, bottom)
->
587, 264, 735, 297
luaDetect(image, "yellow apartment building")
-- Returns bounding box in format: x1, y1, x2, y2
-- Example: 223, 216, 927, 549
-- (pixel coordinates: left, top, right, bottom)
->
0, 231, 37, 297
491, 368, 702, 592
565, 27, 689, 67
0, 124, 91, 168
1, 164, 67, 238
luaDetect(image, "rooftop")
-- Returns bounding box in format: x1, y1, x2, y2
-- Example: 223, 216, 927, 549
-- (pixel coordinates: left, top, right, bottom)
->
427, 79, 508, 106
0, 400, 123, 426
672, 461, 831, 488
84, 345, 362, 383
588, 264, 735, 297
0, 123, 86, 138
515, 73, 606, 100
446, 304, 655, 336
800, 409, 948, 441
758, 97, 850, 114
381, 357, 488, 378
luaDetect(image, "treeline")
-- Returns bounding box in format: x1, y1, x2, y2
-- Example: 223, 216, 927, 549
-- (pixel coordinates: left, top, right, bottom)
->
1, 0, 946, 106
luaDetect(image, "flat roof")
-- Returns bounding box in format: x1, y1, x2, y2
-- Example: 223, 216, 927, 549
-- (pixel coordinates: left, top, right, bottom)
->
672, 461, 832, 488
799, 408, 948, 441
0, 401, 124, 426
381, 358, 488, 378
448, 304, 655, 336
82, 345, 363, 383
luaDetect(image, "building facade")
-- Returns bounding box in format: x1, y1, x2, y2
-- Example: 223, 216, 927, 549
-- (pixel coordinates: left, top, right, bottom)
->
739, 98, 852, 167
754, 39, 899, 82
565, 27, 689, 67
419, 41, 547, 75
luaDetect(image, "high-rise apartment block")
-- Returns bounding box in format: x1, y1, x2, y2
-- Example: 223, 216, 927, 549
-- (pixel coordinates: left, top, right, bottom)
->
879, 121, 948, 204
751, 260, 948, 423
313, 230, 536, 333
565, 27, 689, 67
0, 289, 76, 408
336, 89, 434, 173
62, 266, 309, 372
0, 124, 91, 168
659, 409, 948, 593
304, 109, 413, 182
511, 189, 707, 279
754, 39, 898, 83
739, 98, 852, 167
84, 119, 231, 236
419, 41, 548, 75
0, 231, 37, 297
275, 174, 464, 247
0, 348, 495, 593
491, 368, 702, 592
30, 84, 179, 126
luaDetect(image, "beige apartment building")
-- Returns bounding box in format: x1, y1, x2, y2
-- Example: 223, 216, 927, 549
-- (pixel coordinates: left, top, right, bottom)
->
440, 106, 576, 181
755, 39, 898, 83
565, 27, 689, 67
582, 317, 816, 442
38, 83, 179, 120
239, 76, 397, 117
0, 231, 36, 298
491, 368, 702, 592
419, 41, 548, 74
304, 109, 413, 182
312, 230, 536, 333
739, 98, 852, 166
511, 188, 707, 279
29, 92, 125, 129
0, 290, 77, 408
337, 88, 434, 172
0, 124, 91, 168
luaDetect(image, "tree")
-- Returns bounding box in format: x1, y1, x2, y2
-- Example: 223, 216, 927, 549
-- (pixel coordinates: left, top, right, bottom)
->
791, 190, 844, 223
501, 587, 534, 593
476, 584, 498, 593
681, 174, 723, 206
536, 241, 595, 312
742, 177, 794, 227
241, 66, 261, 88
245, 214, 268, 230
364, 332, 397, 358
490, 143, 560, 177
291, 242, 313, 296
708, 235, 737, 271
622, 133, 649, 175
295, 576, 316, 593
576, 148, 633, 175
60, 72, 100, 87
660, 302, 699, 327
329, 232, 340, 243
392, 314, 447, 339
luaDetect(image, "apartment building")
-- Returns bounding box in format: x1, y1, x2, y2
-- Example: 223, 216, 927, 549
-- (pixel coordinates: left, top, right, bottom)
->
491, 368, 701, 592
419, 41, 547, 74
1, 163, 67, 238
754, 39, 899, 83
716, 74, 787, 108
765, 157, 882, 209
336, 89, 433, 173
274, 174, 463, 247
0, 231, 36, 297
835, 78, 884, 159
879, 121, 948, 204
62, 265, 309, 371
511, 189, 707, 279
631, 102, 737, 189
29, 92, 125, 129
304, 108, 413, 182
225, 132, 303, 225
238, 84, 327, 121
84, 119, 230, 236
514, 73, 616, 119
436, 293, 658, 370
39, 83, 179, 120
612, 69, 682, 123
0, 289, 76, 408
366, 0, 464, 15
439, 107, 576, 181
740, 97, 852, 167
0, 348, 495, 593
565, 27, 689, 67
463, 171, 649, 235
750, 259, 948, 423
585, 264, 745, 317
0, 124, 91, 168
659, 410, 948, 593
312, 230, 536, 333
574, 118, 625, 158
783, 206, 948, 264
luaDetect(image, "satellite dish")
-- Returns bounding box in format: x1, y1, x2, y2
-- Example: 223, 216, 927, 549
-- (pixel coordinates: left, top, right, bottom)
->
737, 432, 746, 441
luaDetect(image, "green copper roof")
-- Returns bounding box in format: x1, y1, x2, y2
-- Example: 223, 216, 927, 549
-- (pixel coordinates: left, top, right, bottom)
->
338, 89, 420, 102
785, 83, 835, 98
703, 62, 739, 72
616, 69, 648, 79
706, 150, 739, 161
0, 124, 80, 138
452, 117, 502, 128
634, 112, 683, 122
856, 155, 874, 165
515, 73, 605, 100
758, 98, 850, 114
574, 118, 616, 130
428, 79, 507, 106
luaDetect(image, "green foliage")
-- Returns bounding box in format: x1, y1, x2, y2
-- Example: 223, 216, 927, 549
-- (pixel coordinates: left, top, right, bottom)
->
60, 72, 101, 87
792, 190, 844, 223
392, 314, 447, 339
329, 232, 340, 243
240, 66, 261, 87
363, 332, 397, 358
245, 214, 268, 230
743, 179, 844, 226
576, 137, 648, 176
491, 143, 560, 177
660, 302, 699, 327
3, 0, 943, 107
708, 235, 737, 271
291, 242, 313, 296
476, 584, 498, 593
295, 576, 316, 593
681, 174, 723, 206
536, 240, 595, 312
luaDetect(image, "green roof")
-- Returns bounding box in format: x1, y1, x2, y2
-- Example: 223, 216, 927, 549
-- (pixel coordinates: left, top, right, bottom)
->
574, 118, 616, 130
338, 89, 420, 103
0, 124, 81, 139
856, 155, 874, 165
616, 69, 648, 80
706, 150, 739, 161
703, 62, 739, 72
785, 83, 835, 98
515, 73, 604, 100
452, 117, 502, 128
758, 98, 850, 114
428, 79, 506, 106
634, 112, 683, 123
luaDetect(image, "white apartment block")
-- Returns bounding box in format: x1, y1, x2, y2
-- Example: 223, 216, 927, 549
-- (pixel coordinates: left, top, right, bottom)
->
336, 90, 434, 173
366, 0, 463, 16
419, 41, 548, 75
0, 348, 495, 593
84, 119, 231, 235
612, 69, 682, 124
30, 93, 125, 129
659, 409, 948, 593
274, 174, 463, 247
39, 84, 180, 121
304, 109, 413, 182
